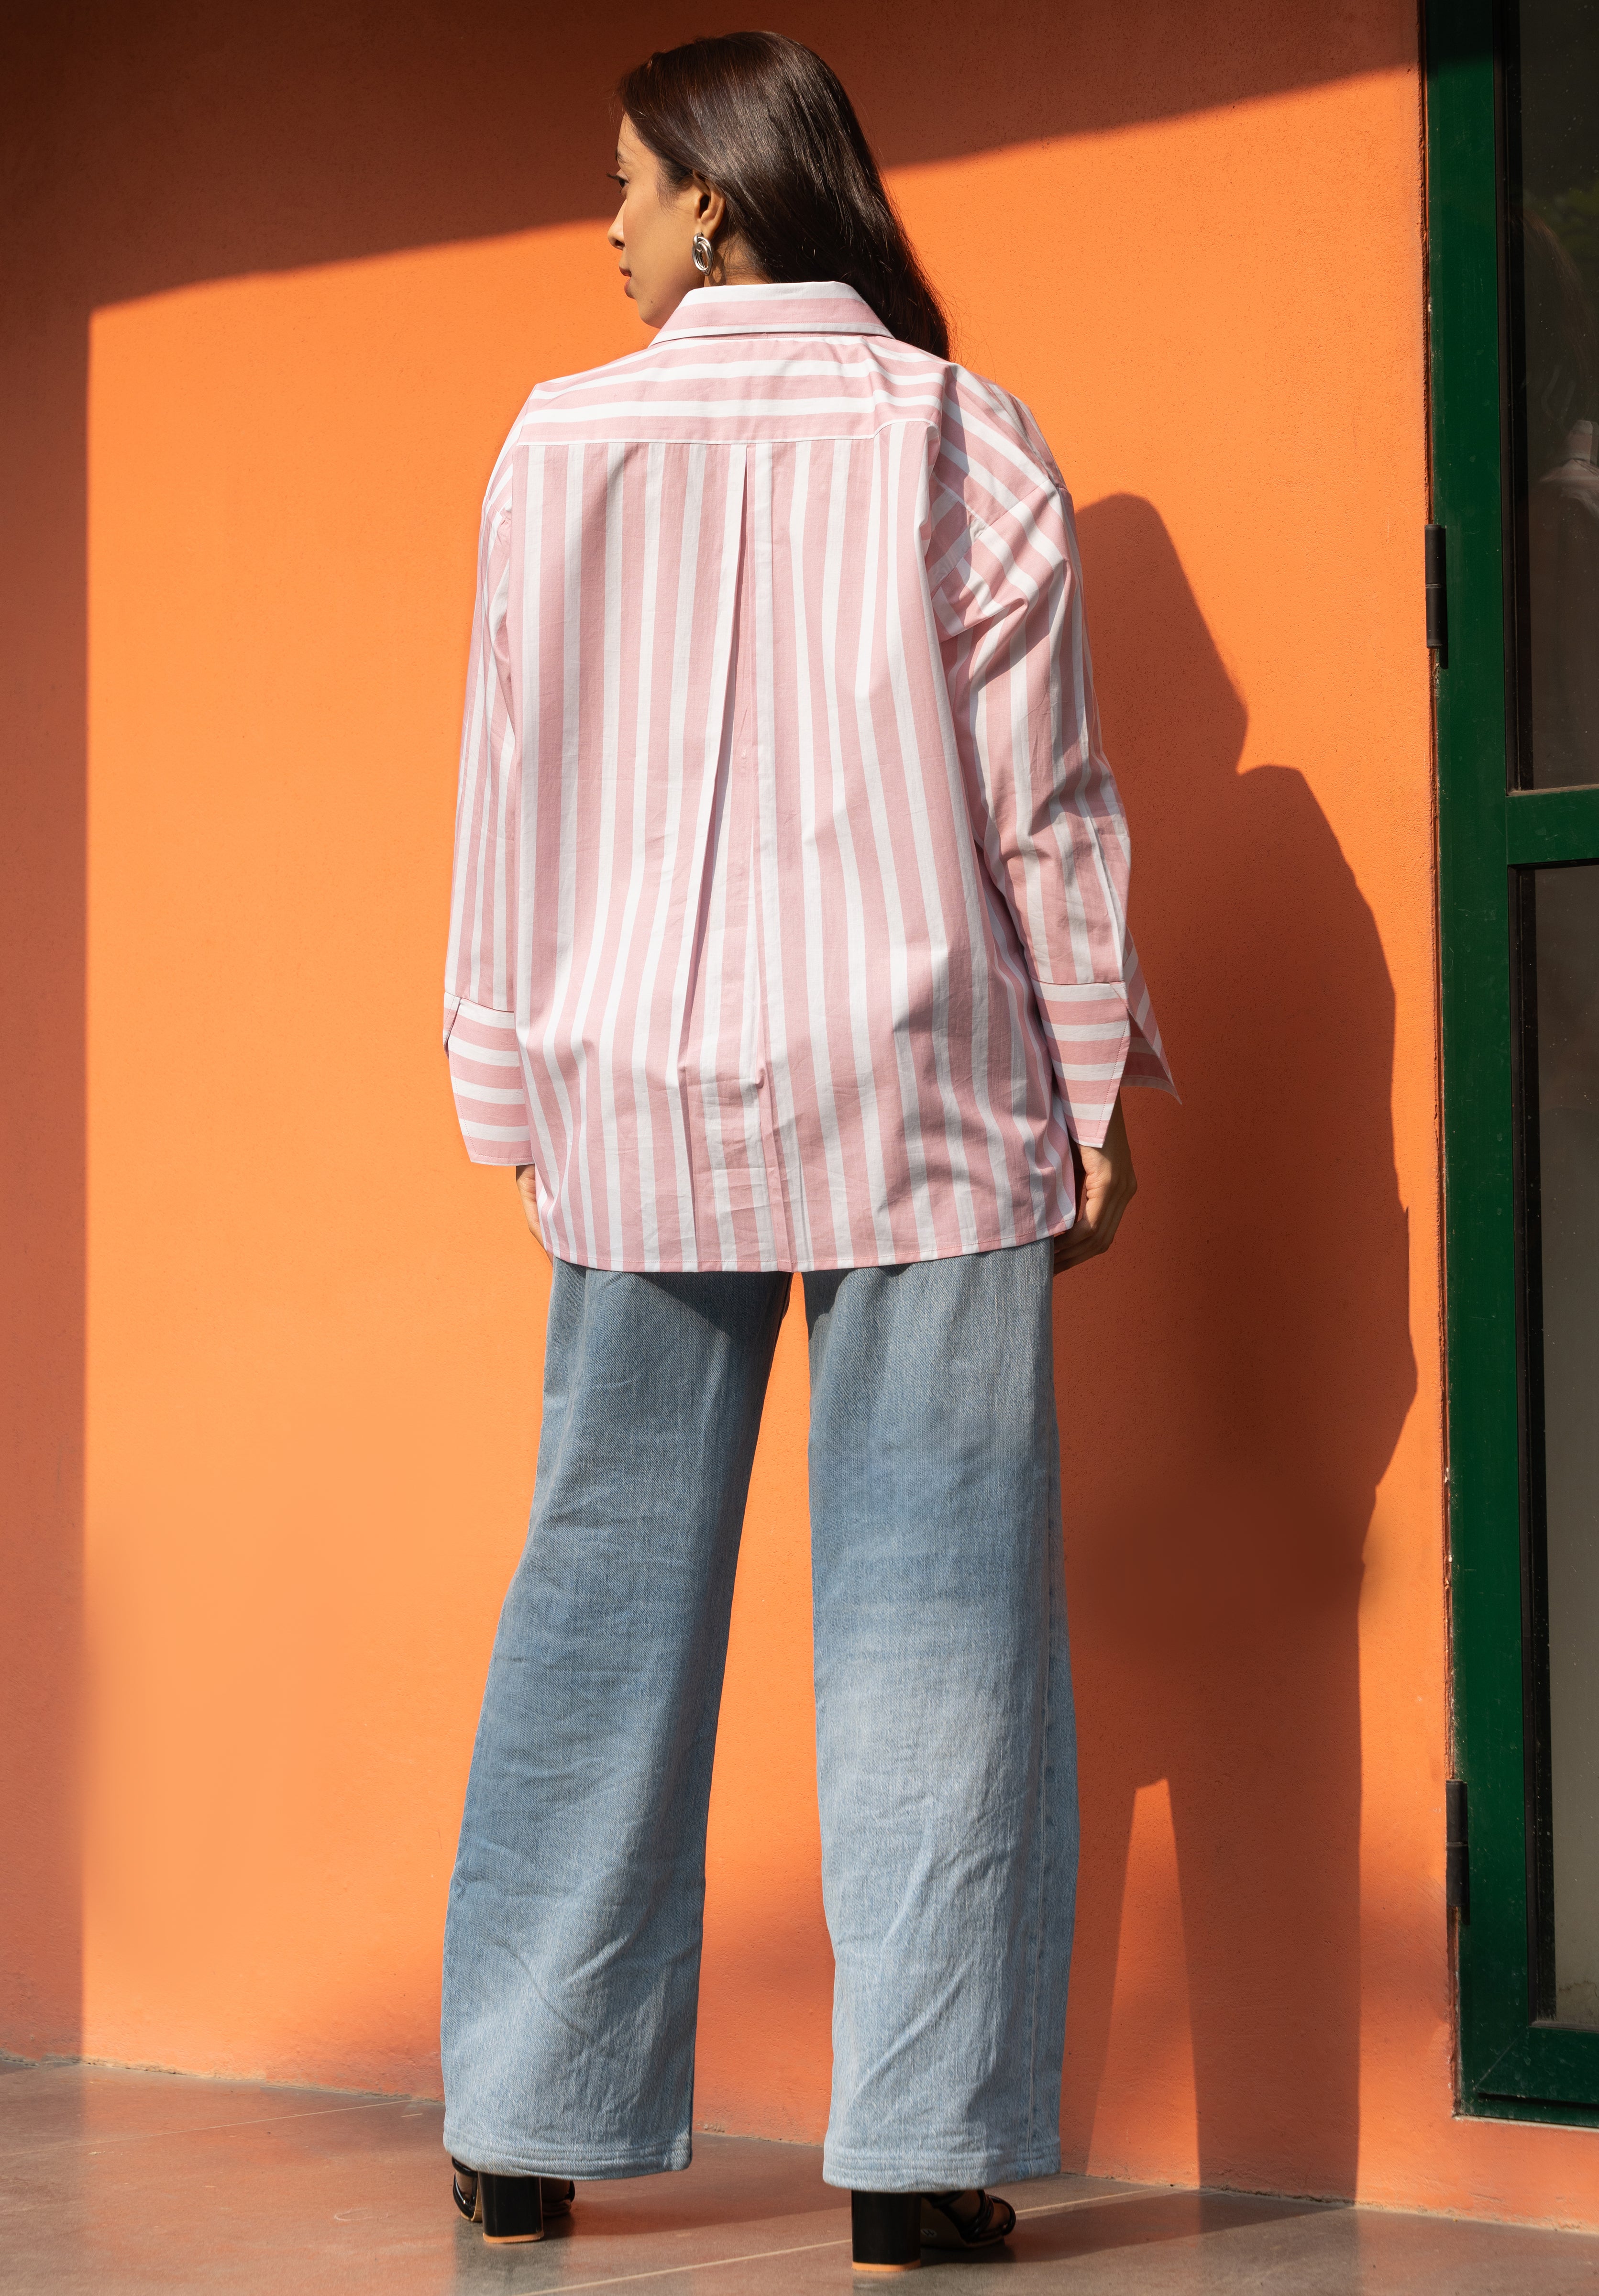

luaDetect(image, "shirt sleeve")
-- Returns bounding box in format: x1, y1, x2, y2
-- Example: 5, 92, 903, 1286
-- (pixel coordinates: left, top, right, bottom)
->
442, 485, 535, 1167
930, 381, 1174, 1149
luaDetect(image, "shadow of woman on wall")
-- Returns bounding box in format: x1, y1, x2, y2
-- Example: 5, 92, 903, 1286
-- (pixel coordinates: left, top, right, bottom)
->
1055, 495, 1416, 2200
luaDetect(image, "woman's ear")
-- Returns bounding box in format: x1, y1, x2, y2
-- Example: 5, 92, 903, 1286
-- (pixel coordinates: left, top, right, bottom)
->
691, 176, 728, 239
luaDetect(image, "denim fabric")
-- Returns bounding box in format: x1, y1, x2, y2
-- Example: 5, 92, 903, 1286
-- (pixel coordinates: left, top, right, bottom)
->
441, 1240, 1076, 2190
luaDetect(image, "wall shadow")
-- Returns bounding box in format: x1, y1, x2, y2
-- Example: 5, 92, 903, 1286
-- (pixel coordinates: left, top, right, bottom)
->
0, 0, 1418, 2062
5, 0, 1420, 304
1021, 2191, 1334, 2266
1057, 497, 1416, 2197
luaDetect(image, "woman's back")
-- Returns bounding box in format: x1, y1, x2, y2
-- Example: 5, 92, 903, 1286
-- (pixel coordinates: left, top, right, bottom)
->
444, 279, 1168, 1272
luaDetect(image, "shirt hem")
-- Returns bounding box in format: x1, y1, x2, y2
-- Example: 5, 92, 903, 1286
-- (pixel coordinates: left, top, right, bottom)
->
541, 1219, 1072, 1277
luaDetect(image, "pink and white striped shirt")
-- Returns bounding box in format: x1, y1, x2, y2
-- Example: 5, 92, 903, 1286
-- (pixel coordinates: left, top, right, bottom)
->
445, 280, 1171, 1271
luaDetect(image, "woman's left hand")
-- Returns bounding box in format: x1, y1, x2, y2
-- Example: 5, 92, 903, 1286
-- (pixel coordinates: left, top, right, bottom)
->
1053, 1094, 1136, 1273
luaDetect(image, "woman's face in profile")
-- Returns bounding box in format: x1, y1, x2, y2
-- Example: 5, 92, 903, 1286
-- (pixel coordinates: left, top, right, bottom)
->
607, 115, 705, 330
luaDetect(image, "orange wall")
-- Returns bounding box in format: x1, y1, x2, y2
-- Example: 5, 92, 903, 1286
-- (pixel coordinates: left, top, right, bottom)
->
6, 0, 1599, 2234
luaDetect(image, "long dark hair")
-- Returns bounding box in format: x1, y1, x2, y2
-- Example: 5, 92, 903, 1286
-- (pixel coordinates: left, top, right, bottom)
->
617, 33, 950, 359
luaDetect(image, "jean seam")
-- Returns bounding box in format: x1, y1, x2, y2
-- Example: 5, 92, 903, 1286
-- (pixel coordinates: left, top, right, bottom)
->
1025, 1458, 1053, 2164
1025, 1387, 1061, 2158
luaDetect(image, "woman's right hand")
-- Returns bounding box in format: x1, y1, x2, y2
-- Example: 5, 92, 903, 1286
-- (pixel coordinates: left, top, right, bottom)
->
1053, 1095, 1136, 1273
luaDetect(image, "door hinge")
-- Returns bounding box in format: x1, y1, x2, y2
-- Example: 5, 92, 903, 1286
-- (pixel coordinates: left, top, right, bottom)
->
1445, 1777, 1469, 1921
1425, 523, 1448, 660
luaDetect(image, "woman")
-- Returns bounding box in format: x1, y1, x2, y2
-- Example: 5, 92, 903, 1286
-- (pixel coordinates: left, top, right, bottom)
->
440, 31, 1171, 2274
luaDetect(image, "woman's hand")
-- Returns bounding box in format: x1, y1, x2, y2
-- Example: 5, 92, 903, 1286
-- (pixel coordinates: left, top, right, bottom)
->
514, 1165, 550, 1263
1053, 1094, 1136, 1274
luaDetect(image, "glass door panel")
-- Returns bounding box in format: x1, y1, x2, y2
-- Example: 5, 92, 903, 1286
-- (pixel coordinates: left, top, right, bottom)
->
1506, 0, 1599, 788
1523, 863, 1599, 2027
1429, 0, 1599, 2117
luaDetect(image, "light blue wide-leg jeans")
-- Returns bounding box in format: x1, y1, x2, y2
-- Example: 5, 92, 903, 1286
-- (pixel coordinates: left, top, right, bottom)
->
441, 1240, 1077, 2191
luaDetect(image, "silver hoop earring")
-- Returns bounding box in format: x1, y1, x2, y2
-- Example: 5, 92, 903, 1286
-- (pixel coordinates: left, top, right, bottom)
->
691, 231, 714, 276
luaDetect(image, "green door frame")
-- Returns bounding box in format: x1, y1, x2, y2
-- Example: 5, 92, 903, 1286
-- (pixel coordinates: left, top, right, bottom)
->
1428, 0, 1599, 2122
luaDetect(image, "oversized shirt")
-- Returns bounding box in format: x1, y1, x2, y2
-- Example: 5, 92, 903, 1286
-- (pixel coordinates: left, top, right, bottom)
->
444, 280, 1172, 1271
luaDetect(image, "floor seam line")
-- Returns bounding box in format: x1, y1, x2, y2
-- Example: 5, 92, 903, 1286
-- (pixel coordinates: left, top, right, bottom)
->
515, 2197, 1164, 2290
1014, 2188, 1164, 2217
518, 2233, 851, 2289
0, 2095, 408, 2159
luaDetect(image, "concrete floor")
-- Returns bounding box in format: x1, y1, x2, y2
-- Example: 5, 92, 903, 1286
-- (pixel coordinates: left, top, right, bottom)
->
3, 2061, 1598, 2294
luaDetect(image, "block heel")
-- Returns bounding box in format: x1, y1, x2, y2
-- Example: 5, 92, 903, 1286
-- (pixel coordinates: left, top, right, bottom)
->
479, 2172, 543, 2243
850, 2190, 921, 2272
451, 2161, 575, 2246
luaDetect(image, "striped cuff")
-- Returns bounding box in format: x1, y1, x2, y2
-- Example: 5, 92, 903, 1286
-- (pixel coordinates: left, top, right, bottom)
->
1033, 976, 1175, 1148
443, 996, 534, 1166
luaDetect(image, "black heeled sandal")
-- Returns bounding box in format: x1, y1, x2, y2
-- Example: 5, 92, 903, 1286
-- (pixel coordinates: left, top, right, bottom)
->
920, 2187, 1016, 2250
850, 2191, 921, 2273
848, 2186, 1016, 2270
451, 2160, 575, 2245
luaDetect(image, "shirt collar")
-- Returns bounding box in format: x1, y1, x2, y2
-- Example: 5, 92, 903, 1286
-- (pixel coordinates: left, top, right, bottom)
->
653, 279, 891, 343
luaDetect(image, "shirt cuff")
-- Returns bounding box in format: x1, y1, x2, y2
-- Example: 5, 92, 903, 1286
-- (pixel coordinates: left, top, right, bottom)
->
443, 995, 535, 1166
1033, 973, 1177, 1149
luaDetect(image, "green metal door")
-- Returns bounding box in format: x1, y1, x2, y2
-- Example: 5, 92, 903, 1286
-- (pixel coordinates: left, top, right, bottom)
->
1430, 0, 1599, 2120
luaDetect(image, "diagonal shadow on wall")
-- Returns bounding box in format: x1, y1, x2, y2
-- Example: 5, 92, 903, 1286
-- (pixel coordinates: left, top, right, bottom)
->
1057, 495, 1416, 2198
